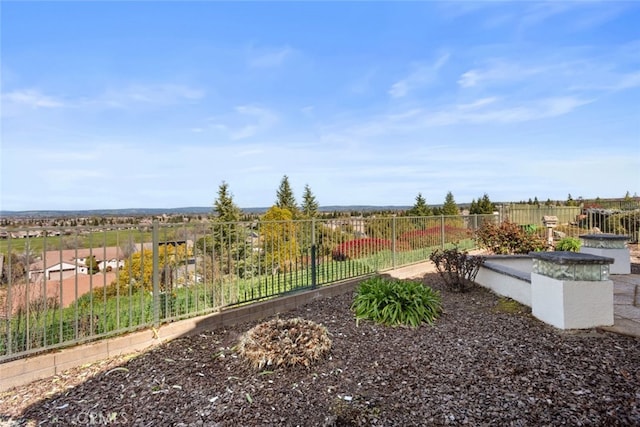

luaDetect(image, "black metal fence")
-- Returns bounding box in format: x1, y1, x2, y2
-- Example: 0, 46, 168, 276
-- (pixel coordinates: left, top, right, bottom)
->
1, 208, 637, 362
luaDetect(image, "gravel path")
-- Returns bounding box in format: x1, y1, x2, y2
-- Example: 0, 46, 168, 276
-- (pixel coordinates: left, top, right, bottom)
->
1, 271, 639, 426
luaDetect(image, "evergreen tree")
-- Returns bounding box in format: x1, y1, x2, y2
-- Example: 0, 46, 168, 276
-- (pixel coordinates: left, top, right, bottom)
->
301, 184, 319, 218
85, 255, 100, 274
441, 191, 459, 216
408, 193, 431, 216
478, 193, 494, 214
275, 175, 298, 214
213, 181, 241, 222
196, 181, 244, 276
470, 193, 494, 214
469, 199, 478, 214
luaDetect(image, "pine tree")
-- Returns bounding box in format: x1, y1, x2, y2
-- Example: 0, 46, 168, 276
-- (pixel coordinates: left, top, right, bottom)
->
301, 184, 319, 218
441, 191, 459, 216
566, 194, 577, 207
478, 193, 494, 214
408, 193, 431, 216
213, 181, 240, 222
200, 181, 244, 275
275, 175, 298, 214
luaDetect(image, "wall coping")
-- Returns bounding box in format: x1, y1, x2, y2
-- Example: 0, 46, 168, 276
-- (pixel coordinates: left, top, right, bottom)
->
579, 233, 630, 241
529, 251, 614, 265
481, 261, 531, 283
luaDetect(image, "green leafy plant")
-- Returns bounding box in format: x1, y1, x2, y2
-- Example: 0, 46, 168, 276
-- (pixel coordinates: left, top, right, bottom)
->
429, 247, 485, 292
555, 237, 581, 252
351, 277, 441, 327
475, 220, 546, 254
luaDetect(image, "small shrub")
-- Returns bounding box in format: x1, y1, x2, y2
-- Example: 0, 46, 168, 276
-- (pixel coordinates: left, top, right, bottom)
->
555, 237, 581, 252
351, 277, 441, 327
237, 317, 331, 369
475, 220, 546, 254
429, 247, 485, 292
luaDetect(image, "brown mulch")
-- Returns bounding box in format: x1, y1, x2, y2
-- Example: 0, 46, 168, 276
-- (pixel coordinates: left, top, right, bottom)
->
1, 270, 640, 426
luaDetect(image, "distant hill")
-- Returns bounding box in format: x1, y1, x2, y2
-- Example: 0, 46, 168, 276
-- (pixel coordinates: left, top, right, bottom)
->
0, 205, 413, 218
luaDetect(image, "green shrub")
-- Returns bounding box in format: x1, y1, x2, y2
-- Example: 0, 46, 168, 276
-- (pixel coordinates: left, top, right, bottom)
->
555, 237, 581, 252
429, 247, 485, 292
351, 277, 441, 327
475, 220, 547, 254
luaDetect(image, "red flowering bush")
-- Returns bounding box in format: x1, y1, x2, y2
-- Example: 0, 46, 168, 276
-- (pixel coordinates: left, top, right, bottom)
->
475, 220, 546, 254
332, 238, 392, 261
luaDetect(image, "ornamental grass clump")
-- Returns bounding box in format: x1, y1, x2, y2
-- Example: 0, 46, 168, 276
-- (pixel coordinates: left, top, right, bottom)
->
237, 317, 331, 369
351, 277, 441, 327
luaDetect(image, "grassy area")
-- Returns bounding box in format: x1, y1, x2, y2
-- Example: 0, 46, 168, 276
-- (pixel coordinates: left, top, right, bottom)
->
0, 229, 154, 255
1, 240, 478, 359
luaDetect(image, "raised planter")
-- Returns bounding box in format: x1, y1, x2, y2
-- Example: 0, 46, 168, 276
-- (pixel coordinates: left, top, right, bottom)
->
579, 233, 630, 274
475, 255, 531, 306
530, 251, 614, 330
475, 252, 616, 330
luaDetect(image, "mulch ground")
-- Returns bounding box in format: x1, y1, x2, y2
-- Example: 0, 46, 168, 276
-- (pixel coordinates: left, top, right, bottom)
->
1, 269, 639, 426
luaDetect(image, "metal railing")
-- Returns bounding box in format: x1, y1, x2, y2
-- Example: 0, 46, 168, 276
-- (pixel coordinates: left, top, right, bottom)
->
1, 209, 637, 362
498, 206, 640, 242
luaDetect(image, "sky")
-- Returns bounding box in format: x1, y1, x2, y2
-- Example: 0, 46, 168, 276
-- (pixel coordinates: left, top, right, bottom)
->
1, 1, 639, 211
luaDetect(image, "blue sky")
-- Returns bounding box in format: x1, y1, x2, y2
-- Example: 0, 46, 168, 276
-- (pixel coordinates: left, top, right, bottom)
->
1, 1, 639, 211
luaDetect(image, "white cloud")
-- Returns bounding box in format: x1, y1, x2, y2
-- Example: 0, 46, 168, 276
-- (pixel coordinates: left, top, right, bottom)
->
572, 70, 640, 92
2, 89, 65, 108
2, 84, 205, 117
247, 45, 294, 68
457, 97, 498, 110
338, 95, 591, 140
458, 60, 546, 88
98, 84, 204, 108
427, 96, 592, 126
389, 53, 450, 98
207, 105, 279, 140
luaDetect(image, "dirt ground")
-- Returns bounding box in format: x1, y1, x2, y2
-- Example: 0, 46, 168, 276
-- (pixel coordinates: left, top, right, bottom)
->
1, 261, 639, 426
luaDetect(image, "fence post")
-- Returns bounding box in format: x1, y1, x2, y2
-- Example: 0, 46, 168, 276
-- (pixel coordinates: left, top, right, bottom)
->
152, 220, 160, 327
392, 215, 397, 269
6, 237, 13, 356
440, 215, 445, 249
311, 218, 317, 289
